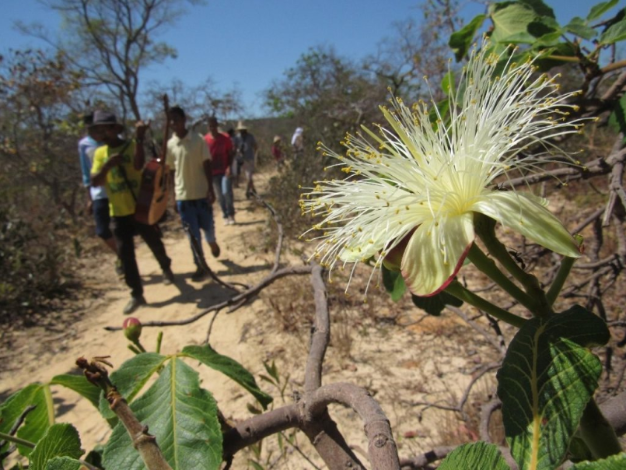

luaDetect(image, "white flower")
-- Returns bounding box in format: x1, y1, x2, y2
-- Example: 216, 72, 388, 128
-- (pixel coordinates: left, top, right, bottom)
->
300, 43, 585, 297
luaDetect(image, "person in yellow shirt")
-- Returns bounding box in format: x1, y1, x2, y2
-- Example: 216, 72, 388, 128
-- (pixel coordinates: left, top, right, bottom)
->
90, 110, 174, 315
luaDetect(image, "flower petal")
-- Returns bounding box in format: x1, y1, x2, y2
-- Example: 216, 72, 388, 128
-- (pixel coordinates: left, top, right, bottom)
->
473, 191, 580, 257
401, 213, 475, 296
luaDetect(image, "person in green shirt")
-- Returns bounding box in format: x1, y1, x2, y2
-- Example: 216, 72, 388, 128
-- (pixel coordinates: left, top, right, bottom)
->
90, 110, 174, 315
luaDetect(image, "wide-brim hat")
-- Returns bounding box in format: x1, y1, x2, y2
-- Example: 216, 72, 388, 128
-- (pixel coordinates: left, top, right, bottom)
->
236, 120, 248, 131
89, 110, 125, 132
273, 135, 281, 143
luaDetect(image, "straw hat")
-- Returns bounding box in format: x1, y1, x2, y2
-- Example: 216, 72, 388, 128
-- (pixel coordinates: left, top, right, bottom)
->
89, 110, 124, 133
236, 120, 248, 131
273, 135, 281, 143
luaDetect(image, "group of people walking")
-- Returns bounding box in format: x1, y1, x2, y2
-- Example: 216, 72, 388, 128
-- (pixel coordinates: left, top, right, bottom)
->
78, 108, 262, 315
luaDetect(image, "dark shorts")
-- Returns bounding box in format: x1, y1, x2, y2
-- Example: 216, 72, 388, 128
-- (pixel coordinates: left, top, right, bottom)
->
93, 198, 113, 239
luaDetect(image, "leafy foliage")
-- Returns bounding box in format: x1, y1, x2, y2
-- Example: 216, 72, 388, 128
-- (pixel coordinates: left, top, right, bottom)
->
182, 344, 273, 409
438, 441, 510, 469
30, 424, 83, 470
497, 306, 609, 469
103, 359, 222, 470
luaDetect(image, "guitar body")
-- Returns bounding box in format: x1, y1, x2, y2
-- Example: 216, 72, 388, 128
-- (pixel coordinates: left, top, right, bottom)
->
134, 159, 169, 225
134, 94, 171, 226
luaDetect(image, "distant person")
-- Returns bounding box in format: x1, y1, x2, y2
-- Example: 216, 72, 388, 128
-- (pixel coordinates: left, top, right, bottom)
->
227, 128, 241, 188
204, 116, 236, 225
291, 127, 304, 160
78, 112, 122, 276
271, 135, 284, 168
234, 121, 258, 199
166, 106, 220, 282
90, 110, 174, 315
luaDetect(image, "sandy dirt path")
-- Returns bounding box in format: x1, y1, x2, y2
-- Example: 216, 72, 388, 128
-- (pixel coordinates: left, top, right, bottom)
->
1, 171, 492, 468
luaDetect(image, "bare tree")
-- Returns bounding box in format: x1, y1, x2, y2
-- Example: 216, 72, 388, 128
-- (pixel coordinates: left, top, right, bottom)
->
20, 0, 202, 120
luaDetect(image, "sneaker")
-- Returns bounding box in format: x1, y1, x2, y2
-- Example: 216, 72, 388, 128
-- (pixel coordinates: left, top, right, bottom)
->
123, 295, 146, 315
227, 216, 235, 225
191, 267, 206, 282
163, 268, 175, 285
209, 242, 221, 258
115, 258, 124, 277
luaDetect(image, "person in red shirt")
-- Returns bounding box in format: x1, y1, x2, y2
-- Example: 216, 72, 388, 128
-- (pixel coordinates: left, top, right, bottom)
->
204, 116, 236, 225
272, 135, 284, 168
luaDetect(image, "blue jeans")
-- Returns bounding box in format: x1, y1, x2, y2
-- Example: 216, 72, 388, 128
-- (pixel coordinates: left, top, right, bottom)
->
177, 199, 215, 267
212, 174, 235, 218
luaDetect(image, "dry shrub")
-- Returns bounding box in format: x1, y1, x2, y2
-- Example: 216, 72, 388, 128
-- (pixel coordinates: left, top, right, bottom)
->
430, 376, 504, 448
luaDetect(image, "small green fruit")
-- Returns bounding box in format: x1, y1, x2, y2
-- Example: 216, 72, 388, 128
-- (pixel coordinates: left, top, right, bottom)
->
122, 317, 142, 342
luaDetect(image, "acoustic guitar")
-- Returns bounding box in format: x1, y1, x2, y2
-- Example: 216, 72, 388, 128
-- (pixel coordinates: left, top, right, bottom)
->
134, 95, 170, 225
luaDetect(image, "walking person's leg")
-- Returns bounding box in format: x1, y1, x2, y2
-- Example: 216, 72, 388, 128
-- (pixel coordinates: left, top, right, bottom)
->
134, 220, 173, 284
178, 200, 206, 281
223, 175, 235, 223
212, 174, 227, 220
243, 159, 255, 198
93, 198, 122, 275
113, 215, 146, 314
198, 199, 220, 258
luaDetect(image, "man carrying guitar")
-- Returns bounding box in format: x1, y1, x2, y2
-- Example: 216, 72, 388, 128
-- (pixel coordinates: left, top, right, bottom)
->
90, 110, 174, 315
166, 106, 220, 282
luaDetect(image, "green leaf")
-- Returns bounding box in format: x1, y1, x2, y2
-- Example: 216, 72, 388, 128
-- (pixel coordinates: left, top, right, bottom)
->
30, 424, 83, 470
263, 360, 279, 383
248, 460, 265, 470
382, 265, 406, 302
50, 374, 100, 409
438, 442, 510, 469
572, 453, 626, 469
564, 17, 597, 40
441, 71, 455, 96
45, 457, 83, 470
427, 98, 451, 134
411, 291, 463, 316
103, 358, 222, 470
0, 383, 55, 457
527, 16, 561, 39
490, 3, 537, 44
519, 0, 555, 18
449, 14, 486, 61
608, 94, 626, 141
587, 0, 619, 21
98, 352, 167, 420
182, 345, 273, 409
497, 305, 609, 470
600, 15, 626, 45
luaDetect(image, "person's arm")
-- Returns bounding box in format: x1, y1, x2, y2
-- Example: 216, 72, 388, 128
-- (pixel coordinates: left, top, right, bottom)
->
225, 137, 234, 177
165, 140, 177, 210
133, 121, 149, 170
203, 158, 216, 204
79, 142, 94, 212
252, 136, 259, 163
202, 136, 216, 204
91, 151, 122, 187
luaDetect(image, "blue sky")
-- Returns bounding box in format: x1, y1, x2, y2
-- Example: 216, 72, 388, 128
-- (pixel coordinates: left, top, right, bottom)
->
1, 0, 595, 117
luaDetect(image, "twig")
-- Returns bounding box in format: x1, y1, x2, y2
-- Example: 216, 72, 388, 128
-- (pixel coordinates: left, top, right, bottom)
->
447, 306, 507, 355
399, 447, 455, 469
76, 356, 173, 470
105, 265, 313, 330
305, 264, 330, 393
204, 307, 223, 344
479, 398, 502, 443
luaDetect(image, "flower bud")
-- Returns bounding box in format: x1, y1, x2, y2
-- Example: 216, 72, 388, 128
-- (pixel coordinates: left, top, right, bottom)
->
123, 317, 142, 342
